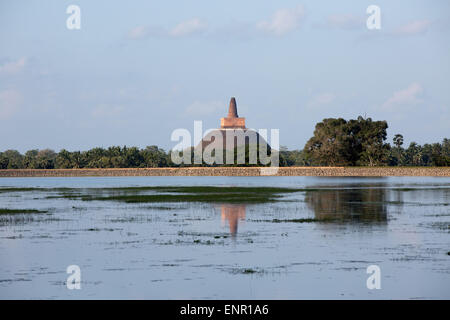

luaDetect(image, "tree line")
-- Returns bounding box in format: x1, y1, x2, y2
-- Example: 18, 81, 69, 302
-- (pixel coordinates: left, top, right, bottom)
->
1, 116, 449, 169
299, 117, 449, 166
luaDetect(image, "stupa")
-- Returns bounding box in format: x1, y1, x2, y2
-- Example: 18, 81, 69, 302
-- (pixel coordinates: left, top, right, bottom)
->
197, 97, 270, 153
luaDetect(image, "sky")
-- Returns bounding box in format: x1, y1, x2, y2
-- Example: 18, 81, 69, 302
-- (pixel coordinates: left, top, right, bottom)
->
1, 0, 449, 152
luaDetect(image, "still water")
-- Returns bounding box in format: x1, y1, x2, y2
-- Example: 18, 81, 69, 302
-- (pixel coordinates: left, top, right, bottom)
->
0, 176, 449, 299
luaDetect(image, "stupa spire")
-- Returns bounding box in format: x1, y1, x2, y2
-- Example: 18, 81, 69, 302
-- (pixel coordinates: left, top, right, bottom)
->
220, 97, 245, 129
227, 97, 238, 118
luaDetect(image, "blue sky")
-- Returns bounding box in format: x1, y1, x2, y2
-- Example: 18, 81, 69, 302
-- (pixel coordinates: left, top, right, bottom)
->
1, 0, 449, 152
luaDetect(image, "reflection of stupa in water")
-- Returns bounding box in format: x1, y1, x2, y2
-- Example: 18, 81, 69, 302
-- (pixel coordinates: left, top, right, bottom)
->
220, 204, 246, 236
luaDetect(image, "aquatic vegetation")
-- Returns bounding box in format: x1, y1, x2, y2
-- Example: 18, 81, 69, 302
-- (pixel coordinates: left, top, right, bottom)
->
143, 205, 186, 210
252, 218, 318, 223
82, 193, 278, 203
428, 222, 450, 231
0, 208, 49, 225
241, 269, 257, 274
0, 187, 74, 193
0, 187, 41, 193
1, 177, 450, 299
228, 267, 266, 275
0, 208, 48, 215
61, 186, 311, 204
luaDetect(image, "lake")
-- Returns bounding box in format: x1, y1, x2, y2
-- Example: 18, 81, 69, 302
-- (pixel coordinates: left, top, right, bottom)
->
0, 176, 449, 299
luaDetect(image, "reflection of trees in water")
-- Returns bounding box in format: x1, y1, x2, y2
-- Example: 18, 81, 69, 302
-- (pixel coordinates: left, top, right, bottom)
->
216, 188, 394, 235
305, 188, 390, 223
220, 204, 246, 237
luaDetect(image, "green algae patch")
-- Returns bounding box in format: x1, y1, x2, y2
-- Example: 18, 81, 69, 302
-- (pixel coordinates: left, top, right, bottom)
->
250, 218, 319, 223
0, 208, 48, 215
73, 186, 309, 204
269, 218, 318, 223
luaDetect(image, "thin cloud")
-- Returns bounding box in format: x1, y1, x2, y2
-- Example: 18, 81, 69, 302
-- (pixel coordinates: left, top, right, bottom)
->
127, 7, 308, 41
128, 18, 207, 40
382, 83, 423, 109
128, 26, 149, 39
393, 19, 432, 36
355, 18, 433, 43
169, 18, 207, 37
0, 57, 27, 75
257, 5, 305, 36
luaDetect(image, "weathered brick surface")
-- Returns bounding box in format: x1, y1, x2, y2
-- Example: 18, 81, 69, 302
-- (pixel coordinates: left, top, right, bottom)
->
0, 167, 449, 177
220, 97, 246, 129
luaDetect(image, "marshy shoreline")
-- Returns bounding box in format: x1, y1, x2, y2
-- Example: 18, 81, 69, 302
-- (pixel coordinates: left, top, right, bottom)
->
1, 176, 449, 298
1, 166, 450, 177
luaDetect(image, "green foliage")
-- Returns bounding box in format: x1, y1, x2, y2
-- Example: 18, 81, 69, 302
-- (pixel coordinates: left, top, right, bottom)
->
0, 152, 9, 169
56, 149, 73, 169
0, 150, 24, 169
303, 118, 353, 166
387, 139, 450, 166
279, 148, 308, 166
0, 121, 448, 168
179, 143, 276, 167
303, 116, 389, 166
141, 145, 169, 167
393, 134, 404, 148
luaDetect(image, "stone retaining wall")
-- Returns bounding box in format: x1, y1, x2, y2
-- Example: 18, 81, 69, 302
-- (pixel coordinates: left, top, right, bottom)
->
0, 167, 449, 177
